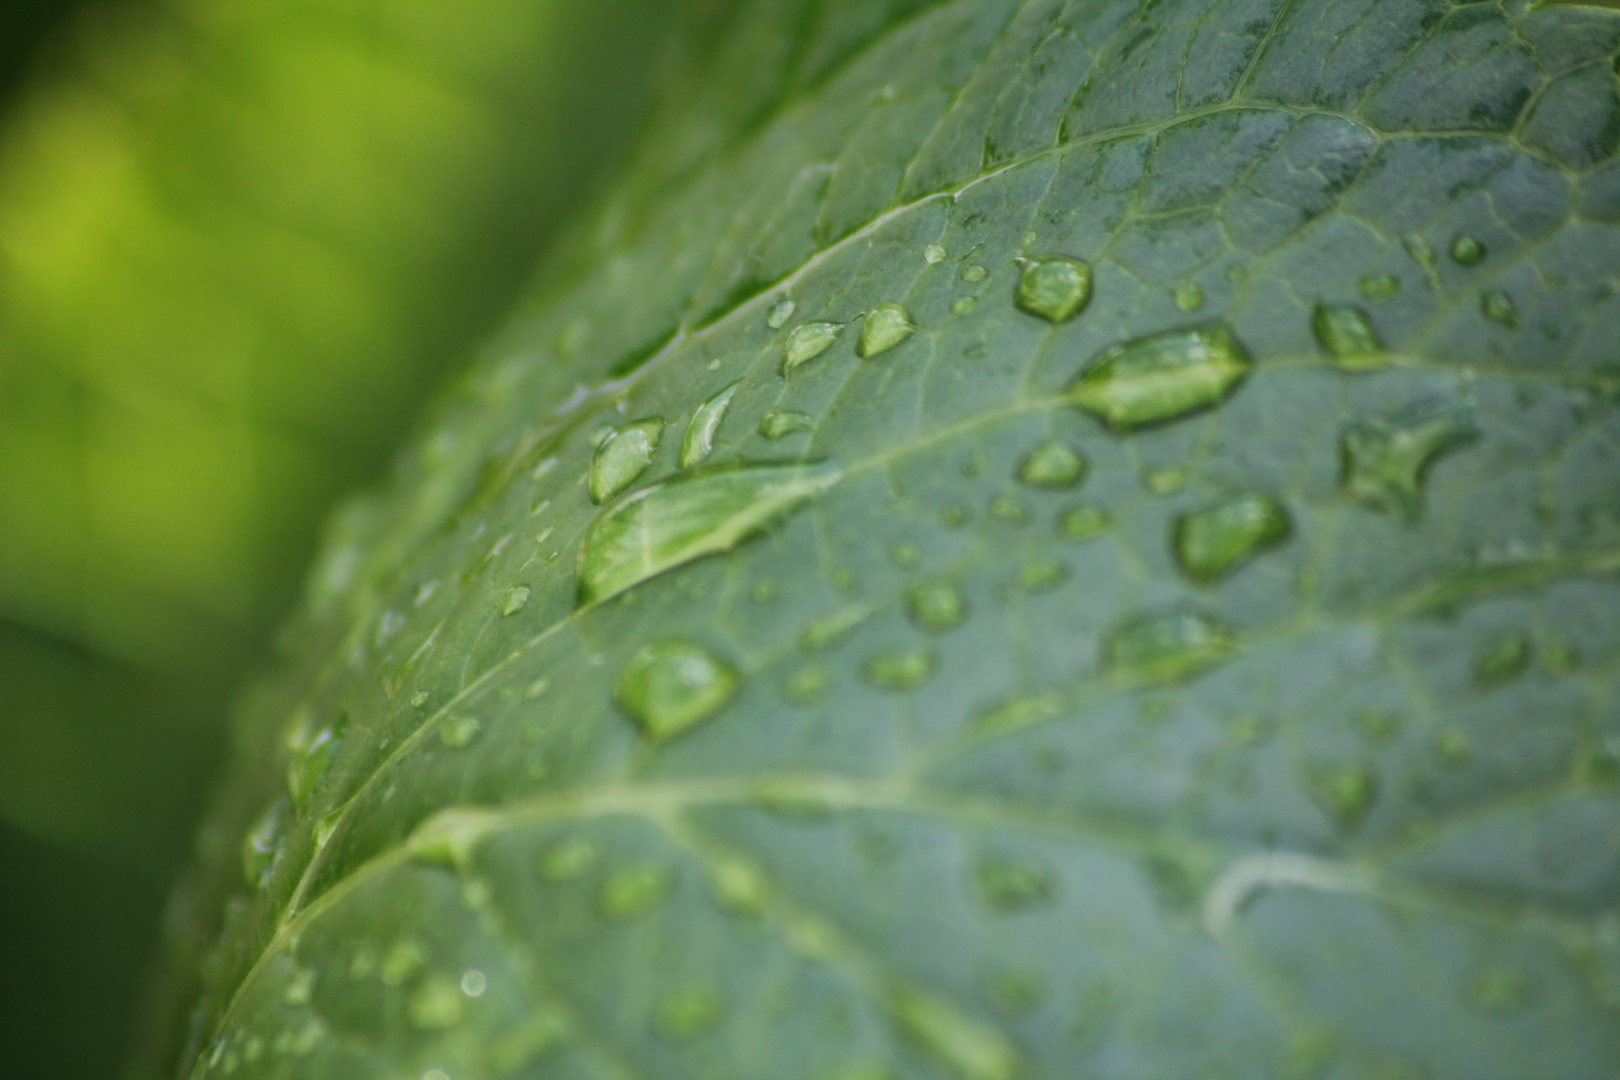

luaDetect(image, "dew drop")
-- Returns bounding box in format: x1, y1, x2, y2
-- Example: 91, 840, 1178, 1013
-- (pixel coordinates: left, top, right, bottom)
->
863, 649, 935, 692
961, 264, 989, 283
1309, 763, 1377, 830
1482, 291, 1520, 329
655, 986, 724, 1043
925, 244, 947, 264
1058, 504, 1111, 541
952, 296, 979, 317
1313, 305, 1386, 369
314, 809, 343, 850
680, 381, 741, 468
614, 641, 740, 742
890, 987, 1019, 1080
1475, 631, 1531, 685
1015, 256, 1092, 323
1174, 281, 1205, 312
976, 858, 1055, 911
1067, 323, 1252, 430
859, 304, 916, 358
286, 712, 350, 814
783, 323, 843, 374
541, 837, 598, 881
1450, 235, 1486, 266
1340, 403, 1479, 519
1173, 493, 1292, 582
759, 410, 815, 440
589, 419, 664, 504
439, 714, 482, 749
242, 797, 291, 888
410, 691, 431, 709
767, 298, 797, 330
906, 580, 967, 633
1016, 441, 1088, 489
577, 461, 841, 606
801, 603, 874, 650
501, 586, 532, 617
409, 976, 467, 1030
1358, 274, 1400, 301
1105, 609, 1237, 684
599, 863, 674, 920
1015, 559, 1069, 593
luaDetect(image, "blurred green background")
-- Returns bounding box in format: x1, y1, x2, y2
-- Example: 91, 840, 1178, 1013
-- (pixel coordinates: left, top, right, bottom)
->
0, 1, 674, 1074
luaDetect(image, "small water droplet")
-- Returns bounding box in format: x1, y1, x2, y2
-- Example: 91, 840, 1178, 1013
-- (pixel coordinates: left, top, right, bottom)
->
1017, 441, 1088, 489
1341, 403, 1479, 519
1309, 763, 1377, 829
656, 986, 724, 1042
760, 410, 815, 439
502, 586, 532, 616
411, 690, 431, 708
976, 694, 1062, 735
976, 858, 1055, 911
1015, 256, 1092, 323
709, 856, 770, 915
409, 976, 467, 1030
1173, 493, 1292, 582
801, 603, 874, 650
242, 797, 290, 888
767, 298, 796, 329
784, 323, 843, 374
1015, 559, 1069, 593
890, 987, 1019, 1080
1173, 281, 1205, 312
784, 665, 829, 705
907, 580, 967, 632
578, 461, 842, 605
1358, 274, 1400, 301
381, 939, 425, 986
541, 837, 598, 881
599, 864, 673, 920
863, 648, 935, 692
439, 714, 482, 749
1450, 235, 1486, 266
1467, 967, 1533, 1014
1067, 323, 1252, 430
1058, 504, 1111, 540
314, 808, 343, 850
614, 641, 740, 741
925, 244, 947, 264
589, 419, 664, 504
1144, 467, 1188, 495
859, 304, 916, 358
952, 296, 979, 317
680, 381, 741, 468
286, 712, 350, 814
1475, 631, 1531, 685
460, 969, 487, 998
989, 495, 1030, 526
283, 968, 315, 1006
1105, 609, 1237, 684
525, 677, 550, 699
961, 264, 989, 283
1313, 305, 1386, 369
1482, 291, 1520, 328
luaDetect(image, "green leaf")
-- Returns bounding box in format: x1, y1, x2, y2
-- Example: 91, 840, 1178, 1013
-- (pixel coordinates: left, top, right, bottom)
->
155, 2, 1620, 1079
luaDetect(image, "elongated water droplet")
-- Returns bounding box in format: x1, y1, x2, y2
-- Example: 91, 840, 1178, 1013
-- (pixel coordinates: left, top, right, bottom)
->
1174, 281, 1205, 312
409, 976, 467, 1030
656, 986, 724, 1042
1313, 305, 1385, 369
801, 603, 874, 650
952, 296, 979, 317
577, 461, 841, 605
439, 714, 482, 749
1016, 441, 1088, 489
784, 323, 843, 374
907, 581, 967, 633
1067, 324, 1251, 430
1058, 504, 1111, 540
1404, 233, 1436, 270
1475, 631, 1531, 685
1358, 274, 1400, 301
1450, 235, 1486, 265
1340, 403, 1478, 519
925, 244, 947, 264
614, 641, 740, 741
1309, 763, 1377, 830
863, 649, 935, 692
1482, 291, 1520, 328
1105, 609, 1237, 683
502, 586, 532, 616
767, 298, 796, 329
1015, 559, 1069, 593
599, 863, 673, 920
890, 987, 1019, 1080
286, 712, 349, 814
242, 797, 291, 887
589, 419, 664, 504
976, 858, 1055, 911
859, 304, 916, 358
759, 410, 814, 439
681, 382, 741, 468
1173, 493, 1291, 582
1015, 256, 1092, 323
961, 264, 989, 283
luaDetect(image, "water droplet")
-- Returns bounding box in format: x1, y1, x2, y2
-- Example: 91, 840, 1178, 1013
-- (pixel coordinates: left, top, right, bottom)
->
989, 496, 1030, 526
501, 586, 532, 616
315, 809, 343, 850
1482, 291, 1520, 328
976, 858, 1055, 911
242, 797, 291, 888
784, 323, 843, 374
381, 939, 425, 986
759, 410, 814, 439
1309, 763, 1377, 829
801, 603, 874, 650
1173, 493, 1292, 582
863, 649, 935, 692
409, 976, 467, 1030
541, 837, 598, 881
1067, 323, 1252, 430
1340, 404, 1479, 519
1015, 256, 1092, 323
1450, 235, 1486, 266
525, 678, 550, 699
890, 987, 1019, 1080
859, 304, 916, 358
1313, 305, 1386, 369
976, 694, 1062, 735
961, 264, 989, 283
1015, 559, 1069, 593
784, 664, 829, 705
925, 244, 947, 264
907, 580, 967, 633
614, 641, 740, 741
589, 419, 665, 504
709, 856, 770, 915
952, 296, 979, 317
577, 461, 842, 605
680, 381, 741, 468
286, 712, 350, 814
284, 968, 315, 1007
1467, 967, 1532, 1014
411, 690, 431, 708
1016, 441, 1088, 489
1475, 631, 1531, 685
655, 986, 724, 1042
1174, 281, 1205, 312
460, 969, 487, 998
1144, 466, 1188, 495
599, 863, 673, 920
767, 298, 796, 330
439, 714, 482, 749
1358, 274, 1400, 301
1403, 233, 1436, 270
1058, 504, 1111, 540
1105, 609, 1237, 684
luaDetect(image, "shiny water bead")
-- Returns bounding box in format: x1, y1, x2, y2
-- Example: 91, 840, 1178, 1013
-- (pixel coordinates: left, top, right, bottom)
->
766, 298, 796, 329
680, 381, 741, 468
925, 244, 947, 264
286, 712, 349, 814
1014, 256, 1092, 323
960, 263, 989, 283
501, 585, 531, 616
906, 580, 967, 632
1358, 274, 1400, 301
242, 798, 290, 887
1105, 609, 1237, 683
438, 713, 482, 749
614, 640, 740, 741
589, 419, 664, 504
1173, 493, 1292, 582
1016, 440, 1088, 488
759, 410, 814, 439
863, 648, 935, 692
952, 296, 979, 316
1482, 291, 1521, 328
1450, 235, 1486, 265
859, 304, 916, 358
577, 461, 841, 605
1309, 763, 1378, 829
1313, 304, 1386, 369
783, 322, 843, 374
1340, 405, 1479, 519
1067, 324, 1252, 430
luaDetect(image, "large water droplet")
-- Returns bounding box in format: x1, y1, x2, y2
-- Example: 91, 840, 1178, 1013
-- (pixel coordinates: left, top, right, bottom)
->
680, 381, 741, 468
599, 863, 674, 920
863, 649, 935, 692
1015, 256, 1092, 323
1067, 324, 1251, 430
976, 858, 1055, 912
589, 419, 665, 504
1450, 235, 1486, 266
1105, 609, 1237, 684
1340, 404, 1478, 519
438, 713, 482, 749
1173, 493, 1292, 582
577, 461, 841, 605
1016, 440, 1088, 489
614, 641, 741, 741
767, 298, 796, 329
759, 410, 814, 440
242, 797, 291, 888
1482, 291, 1520, 328
655, 986, 724, 1043
1309, 763, 1377, 830
890, 987, 1019, 1080
907, 580, 967, 633
501, 586, 532, 617
1313, 305, 1386, 369
859, 304, 916, 358
409, 976, 467, 1030
783, 322, 843, 374
1475, 631, 1531, 685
